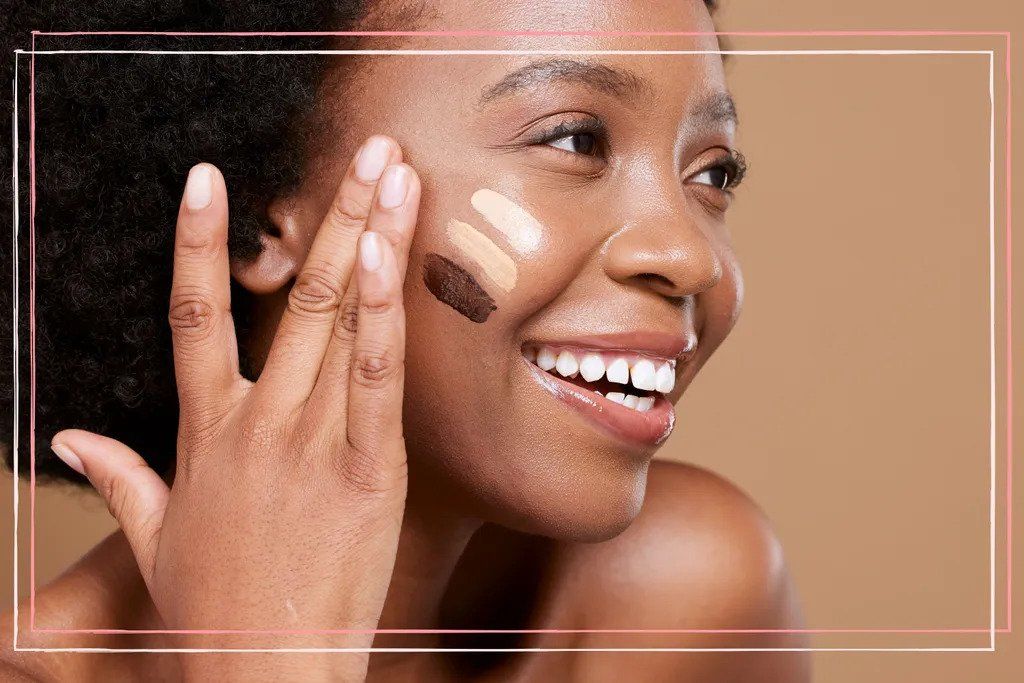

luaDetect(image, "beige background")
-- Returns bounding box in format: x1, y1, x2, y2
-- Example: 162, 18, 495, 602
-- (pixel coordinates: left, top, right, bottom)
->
3, 1, 1022, 680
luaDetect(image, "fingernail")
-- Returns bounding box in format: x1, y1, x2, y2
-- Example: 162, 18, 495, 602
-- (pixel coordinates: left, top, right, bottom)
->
359, 231, 384, 272
184, 164, 214, 211
378, 165, 410, 209
51, 442, 85, 476
354, 137, 391, 183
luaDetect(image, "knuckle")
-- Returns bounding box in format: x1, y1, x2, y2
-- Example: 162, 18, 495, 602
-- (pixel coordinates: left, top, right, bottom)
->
359, 297, 396, 318
328, 193, 371, 232
288, 263, 344, 315
351, 345, 401, 389
174, 232, 222, 259
168, 291, 218, 339
175, 239, 217, 260
338, 300, 360, 336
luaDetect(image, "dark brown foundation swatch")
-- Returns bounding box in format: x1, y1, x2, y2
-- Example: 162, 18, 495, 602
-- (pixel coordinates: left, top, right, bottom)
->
422, 253, 497, 323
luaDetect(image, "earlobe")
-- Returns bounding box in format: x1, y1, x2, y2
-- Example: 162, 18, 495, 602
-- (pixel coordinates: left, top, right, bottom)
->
229, 195, 313, 295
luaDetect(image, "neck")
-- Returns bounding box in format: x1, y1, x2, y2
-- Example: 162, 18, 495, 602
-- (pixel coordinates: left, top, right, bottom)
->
376, 471, 483, 635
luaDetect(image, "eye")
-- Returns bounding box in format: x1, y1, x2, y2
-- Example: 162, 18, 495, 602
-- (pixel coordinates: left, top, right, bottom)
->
688, 151, 747, 192
545, 132, 599, 156
526, 114, 607, 161
691, 166, 732, 190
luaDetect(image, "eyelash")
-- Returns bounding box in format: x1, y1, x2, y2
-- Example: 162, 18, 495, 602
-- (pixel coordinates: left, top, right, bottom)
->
530, 116, 608, 157
694, 150, 748, 192
530, 117, 747, 192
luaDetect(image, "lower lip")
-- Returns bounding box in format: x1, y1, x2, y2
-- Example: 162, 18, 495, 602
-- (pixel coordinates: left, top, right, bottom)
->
525, 363, 676, 448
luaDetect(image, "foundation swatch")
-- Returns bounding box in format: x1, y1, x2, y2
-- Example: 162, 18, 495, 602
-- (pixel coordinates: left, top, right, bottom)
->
445, 219, 517, 293
423, 253, 497, 323
470, 189, 543, 254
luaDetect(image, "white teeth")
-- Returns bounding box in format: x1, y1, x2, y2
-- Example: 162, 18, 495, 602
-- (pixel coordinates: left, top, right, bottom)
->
655, 362, 675, 394
579, 353, 606, 382
630, 359, 657, 391
555, 350, 579, 377
528, 346, 677, 399
536, 347, 557, 371
606, 358, 630, 384
604, 391, 653, 412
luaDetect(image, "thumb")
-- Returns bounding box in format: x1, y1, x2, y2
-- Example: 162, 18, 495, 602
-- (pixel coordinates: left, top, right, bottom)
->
50, 429, 170, 584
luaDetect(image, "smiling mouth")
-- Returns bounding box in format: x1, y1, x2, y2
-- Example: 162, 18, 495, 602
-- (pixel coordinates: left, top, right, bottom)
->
523, 344, 677, 410
520, 342, 682, 448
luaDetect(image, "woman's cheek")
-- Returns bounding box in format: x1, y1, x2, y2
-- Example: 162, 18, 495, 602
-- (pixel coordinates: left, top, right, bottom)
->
696, 244, 743, 356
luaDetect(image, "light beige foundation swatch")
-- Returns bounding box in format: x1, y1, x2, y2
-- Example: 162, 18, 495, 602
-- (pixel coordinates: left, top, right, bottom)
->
470, 189, 543, 254
445, 219, 517, 293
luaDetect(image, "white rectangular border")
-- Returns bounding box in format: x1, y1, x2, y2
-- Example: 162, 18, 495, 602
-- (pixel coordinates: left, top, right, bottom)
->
9, 47, 1000, 653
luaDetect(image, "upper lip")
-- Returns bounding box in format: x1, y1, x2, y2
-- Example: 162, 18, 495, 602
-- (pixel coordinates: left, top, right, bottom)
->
523, 331, 696, 362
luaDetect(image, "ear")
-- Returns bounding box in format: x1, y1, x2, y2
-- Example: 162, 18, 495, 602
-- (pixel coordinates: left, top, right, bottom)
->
229, 194, 316, 296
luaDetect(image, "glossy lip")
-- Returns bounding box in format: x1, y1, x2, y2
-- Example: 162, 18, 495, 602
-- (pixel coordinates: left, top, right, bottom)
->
527, 331, 697, 363
524, 359, 677, 449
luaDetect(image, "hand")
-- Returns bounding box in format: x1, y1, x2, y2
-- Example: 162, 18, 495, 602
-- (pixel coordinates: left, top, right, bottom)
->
49, 135, 421, 681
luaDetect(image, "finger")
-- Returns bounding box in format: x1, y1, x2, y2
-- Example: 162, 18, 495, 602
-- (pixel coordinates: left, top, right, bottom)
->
254, 136, 402, 408
169, 163, 242, 422
305, 164, 420, 424
366, 164, 421, 283
50, 429, 169, 585
338, 232, 406, 487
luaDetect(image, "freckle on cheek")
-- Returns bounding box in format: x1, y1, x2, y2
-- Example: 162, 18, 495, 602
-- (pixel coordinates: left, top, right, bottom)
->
422, 253, 497, 324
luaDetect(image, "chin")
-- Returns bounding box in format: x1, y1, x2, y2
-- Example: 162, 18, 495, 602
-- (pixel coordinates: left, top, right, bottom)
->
404, 352, 664, 542
444, 448, 654, 543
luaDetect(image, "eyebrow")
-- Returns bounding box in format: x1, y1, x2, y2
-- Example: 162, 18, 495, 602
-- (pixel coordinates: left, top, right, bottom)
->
477, 57, 740, 130
690, 91, 739, 128
478, 58, 653, 105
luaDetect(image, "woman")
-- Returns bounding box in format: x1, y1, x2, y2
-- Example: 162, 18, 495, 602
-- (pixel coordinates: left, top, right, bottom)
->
1, 0, 811, 680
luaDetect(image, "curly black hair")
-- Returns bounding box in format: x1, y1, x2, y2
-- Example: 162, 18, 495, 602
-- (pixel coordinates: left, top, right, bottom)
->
0, 0, 392, 485
0, 0, 719, 486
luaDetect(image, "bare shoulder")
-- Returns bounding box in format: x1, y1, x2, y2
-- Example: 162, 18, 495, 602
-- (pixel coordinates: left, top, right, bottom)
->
0, 613, 49, 682
544, 460, 811, 682
0, 532, 168, 682
555, 460, 795, 628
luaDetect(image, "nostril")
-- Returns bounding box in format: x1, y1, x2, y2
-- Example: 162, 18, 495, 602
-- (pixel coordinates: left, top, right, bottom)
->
633, 272, 676, 290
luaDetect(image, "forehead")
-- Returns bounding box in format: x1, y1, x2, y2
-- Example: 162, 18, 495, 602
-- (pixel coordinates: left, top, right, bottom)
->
358, 0, 727, 111
329, 0, 730, 157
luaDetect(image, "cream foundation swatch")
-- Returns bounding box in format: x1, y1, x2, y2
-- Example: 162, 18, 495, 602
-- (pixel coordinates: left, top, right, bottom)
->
470, 189, 543, 254
446, 219, 517, 293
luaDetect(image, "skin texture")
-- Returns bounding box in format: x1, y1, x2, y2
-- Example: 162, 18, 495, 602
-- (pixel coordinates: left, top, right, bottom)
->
1, 0, 811, 680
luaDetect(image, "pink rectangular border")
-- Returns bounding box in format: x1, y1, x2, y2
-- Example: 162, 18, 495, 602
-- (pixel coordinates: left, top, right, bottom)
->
19, 29, 1014, 639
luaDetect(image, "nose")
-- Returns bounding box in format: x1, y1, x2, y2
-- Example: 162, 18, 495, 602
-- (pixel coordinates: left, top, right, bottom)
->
602, 212, 723, 299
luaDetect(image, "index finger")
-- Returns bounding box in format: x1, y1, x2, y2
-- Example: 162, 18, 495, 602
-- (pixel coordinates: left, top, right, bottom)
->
168, 163, 243, 423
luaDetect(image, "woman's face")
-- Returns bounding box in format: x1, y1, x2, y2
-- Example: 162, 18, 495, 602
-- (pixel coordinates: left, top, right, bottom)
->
290, 0, 743, 540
